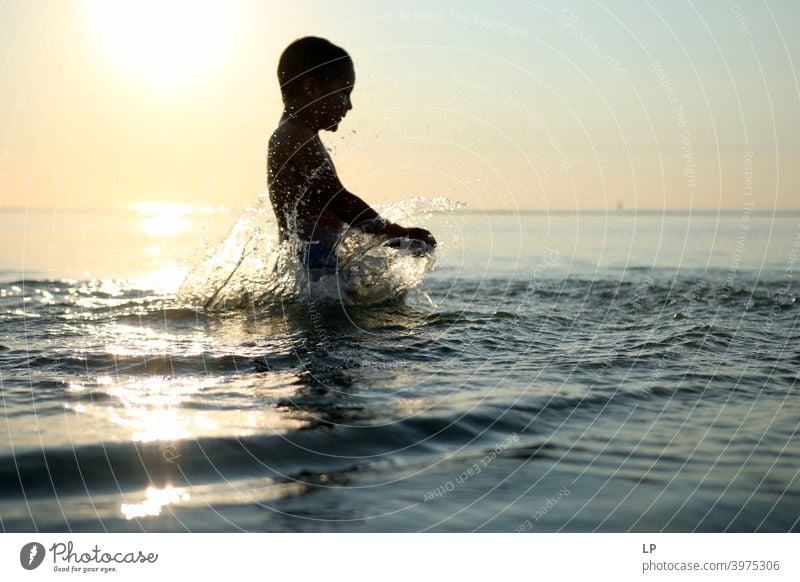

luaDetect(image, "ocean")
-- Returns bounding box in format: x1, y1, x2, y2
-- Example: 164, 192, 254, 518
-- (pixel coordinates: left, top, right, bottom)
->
1, 203, 798, 532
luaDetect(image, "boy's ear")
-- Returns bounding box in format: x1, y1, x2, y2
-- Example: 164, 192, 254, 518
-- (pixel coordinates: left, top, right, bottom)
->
301, 76, 319, 98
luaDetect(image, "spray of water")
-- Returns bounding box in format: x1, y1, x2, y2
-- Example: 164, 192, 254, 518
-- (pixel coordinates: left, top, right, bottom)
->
177, 195, 458, 310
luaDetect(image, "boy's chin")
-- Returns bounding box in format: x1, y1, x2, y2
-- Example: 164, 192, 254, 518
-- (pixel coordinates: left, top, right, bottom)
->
323, 116, 345, 132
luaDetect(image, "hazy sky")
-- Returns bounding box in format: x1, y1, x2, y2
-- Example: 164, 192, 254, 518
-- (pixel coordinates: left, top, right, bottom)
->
0, 0, 798, 211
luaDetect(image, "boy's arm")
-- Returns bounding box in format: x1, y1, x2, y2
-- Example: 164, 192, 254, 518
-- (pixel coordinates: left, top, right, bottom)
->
284, 136, 436, 247
312, 152, 437, 247
330, 186, 437, 247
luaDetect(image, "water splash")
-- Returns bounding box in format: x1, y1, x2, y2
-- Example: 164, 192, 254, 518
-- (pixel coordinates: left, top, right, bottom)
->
177, 195, 458, 309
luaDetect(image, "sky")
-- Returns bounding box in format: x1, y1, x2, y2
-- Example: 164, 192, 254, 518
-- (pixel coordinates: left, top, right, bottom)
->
0, 0, 798, 211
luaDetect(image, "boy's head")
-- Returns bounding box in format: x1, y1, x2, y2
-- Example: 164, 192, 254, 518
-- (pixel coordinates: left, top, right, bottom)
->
278, 37, 354, 131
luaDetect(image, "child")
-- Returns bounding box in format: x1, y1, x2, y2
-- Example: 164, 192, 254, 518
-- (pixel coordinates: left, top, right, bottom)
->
268, 37, 436, 269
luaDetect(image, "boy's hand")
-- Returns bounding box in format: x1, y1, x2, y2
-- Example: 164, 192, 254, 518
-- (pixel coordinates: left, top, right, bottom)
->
405, 227, 437, 248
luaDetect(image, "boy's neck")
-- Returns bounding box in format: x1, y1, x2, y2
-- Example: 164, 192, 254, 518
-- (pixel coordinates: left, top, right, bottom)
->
281, 109, 316, 133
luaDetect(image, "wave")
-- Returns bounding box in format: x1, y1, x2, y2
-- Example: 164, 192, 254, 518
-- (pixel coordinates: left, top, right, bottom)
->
0, 406, 537, 499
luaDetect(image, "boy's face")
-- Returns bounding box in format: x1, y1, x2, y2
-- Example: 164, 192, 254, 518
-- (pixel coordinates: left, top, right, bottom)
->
314, 63, 355, 132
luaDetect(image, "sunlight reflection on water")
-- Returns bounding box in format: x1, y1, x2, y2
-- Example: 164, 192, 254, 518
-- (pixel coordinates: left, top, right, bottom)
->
121, 486, 191, 520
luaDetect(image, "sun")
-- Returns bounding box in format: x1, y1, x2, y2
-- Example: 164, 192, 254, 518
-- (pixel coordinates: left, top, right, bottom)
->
88, 0, 239, 89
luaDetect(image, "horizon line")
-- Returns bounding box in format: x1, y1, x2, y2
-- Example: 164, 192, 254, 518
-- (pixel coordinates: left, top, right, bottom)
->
1, 206, 799, 216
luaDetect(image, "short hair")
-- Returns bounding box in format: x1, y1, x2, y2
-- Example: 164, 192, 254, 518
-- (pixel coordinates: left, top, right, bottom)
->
277, 37, 352, 101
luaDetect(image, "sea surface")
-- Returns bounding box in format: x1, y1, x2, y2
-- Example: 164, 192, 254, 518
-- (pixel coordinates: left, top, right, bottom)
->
1, 204, 799, 532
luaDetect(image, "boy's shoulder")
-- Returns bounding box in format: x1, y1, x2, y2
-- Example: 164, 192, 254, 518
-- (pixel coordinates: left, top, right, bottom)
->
269, 122, 328, 173
269, 121, 317, 153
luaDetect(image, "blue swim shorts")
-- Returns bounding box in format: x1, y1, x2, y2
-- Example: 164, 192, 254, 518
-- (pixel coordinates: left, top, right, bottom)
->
298, 242, 339, 271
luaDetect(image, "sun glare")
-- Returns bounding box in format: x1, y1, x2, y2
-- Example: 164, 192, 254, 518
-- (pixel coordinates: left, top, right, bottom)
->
130, 202, 194, 293
88, 0, 239, 89
134, 202, 194, 237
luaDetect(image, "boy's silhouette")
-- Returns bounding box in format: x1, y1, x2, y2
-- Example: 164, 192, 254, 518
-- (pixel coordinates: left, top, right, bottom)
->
268, 37, 436, 269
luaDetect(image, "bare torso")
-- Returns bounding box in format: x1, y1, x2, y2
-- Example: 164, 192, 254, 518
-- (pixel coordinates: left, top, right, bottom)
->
267, 119, 346, 247
267, 115, 436, 255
